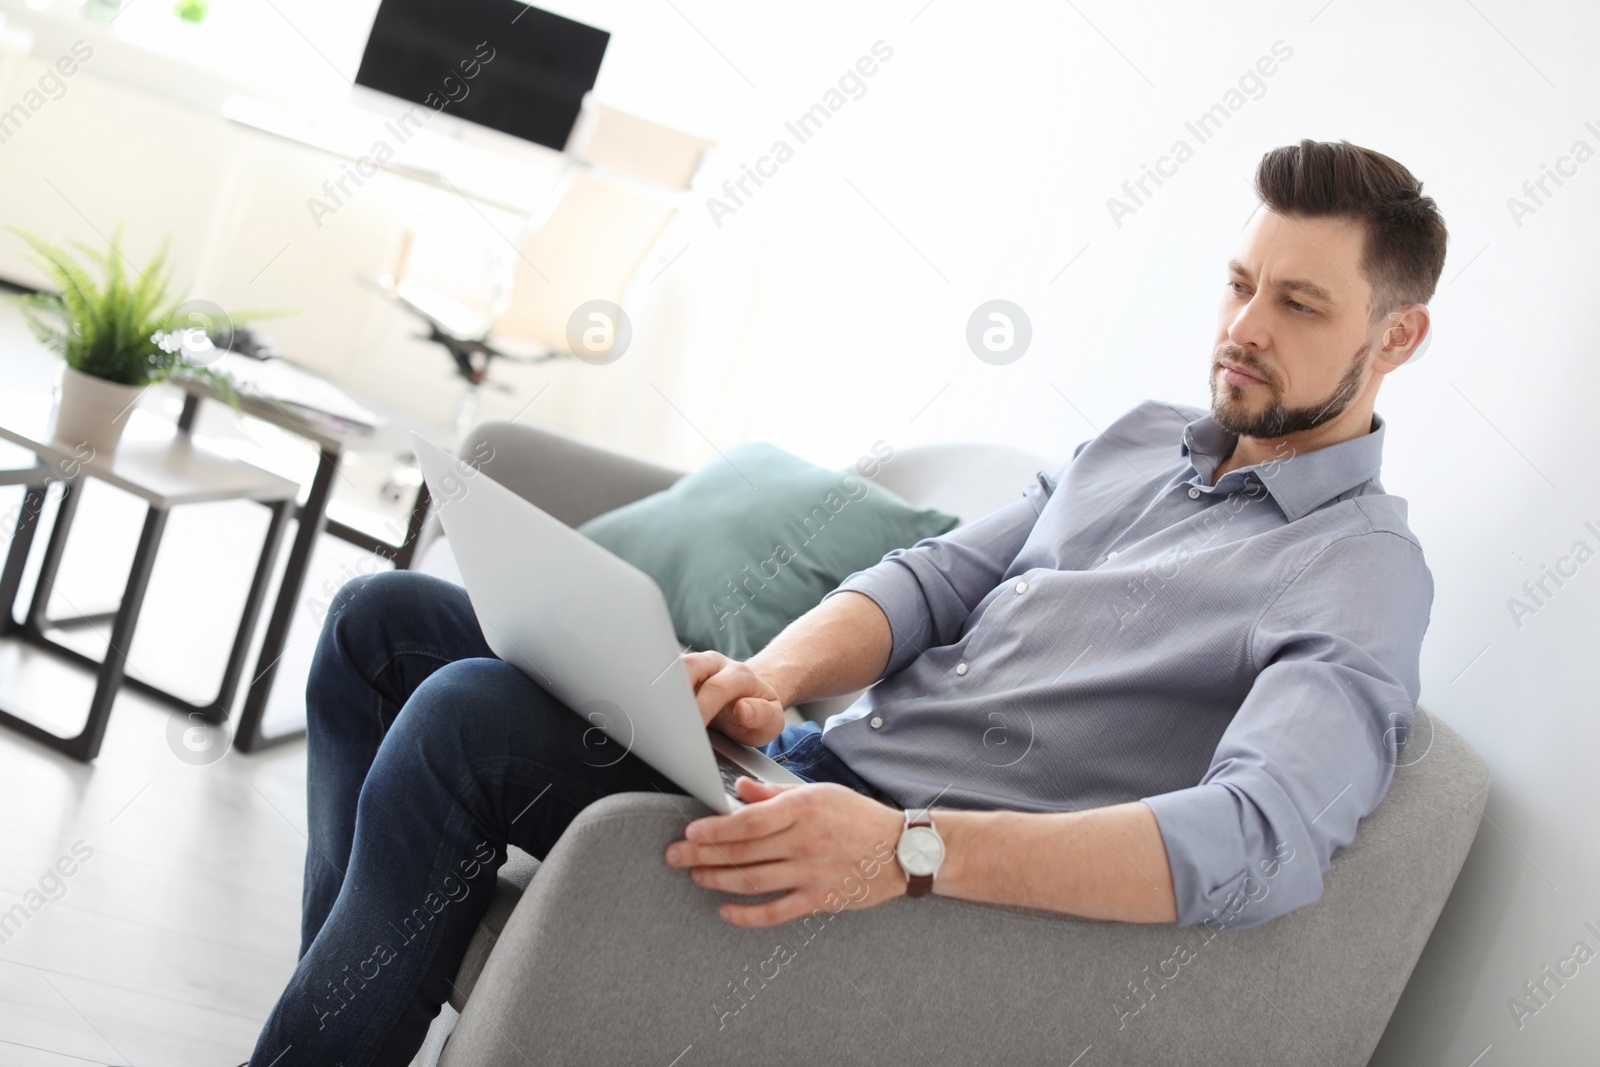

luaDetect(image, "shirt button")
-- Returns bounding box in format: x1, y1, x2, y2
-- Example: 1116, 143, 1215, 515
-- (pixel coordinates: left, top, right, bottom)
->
1015, 581, 1028, 594
1187, 486, 1201, 499
955, 662, 968, 676
869, 715, 883, 729
1106, 550, 1120, 560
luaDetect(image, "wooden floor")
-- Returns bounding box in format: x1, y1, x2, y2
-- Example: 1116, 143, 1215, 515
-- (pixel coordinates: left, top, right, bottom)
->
0, 310, 439, 1065
0, 679, 307, 1066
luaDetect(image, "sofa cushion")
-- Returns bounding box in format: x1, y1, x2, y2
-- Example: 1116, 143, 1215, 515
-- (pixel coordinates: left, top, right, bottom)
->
577, 442, 958, 661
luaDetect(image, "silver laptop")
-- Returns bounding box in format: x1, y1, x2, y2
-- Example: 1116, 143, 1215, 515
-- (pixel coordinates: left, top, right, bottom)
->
412, 434, 803, 813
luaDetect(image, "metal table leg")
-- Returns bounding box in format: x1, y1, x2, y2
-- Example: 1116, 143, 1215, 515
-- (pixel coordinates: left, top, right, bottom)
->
323, 482, 431, 569
17, 484, 294, 728
200, 497, 292, 724
23, 477, 82, 633
0, 503, 168, 762
393, 482, 431, 570
177, 391, 200, 432
233, 445, 341, 752
173, 390, 430, 753
0, 482, 47, 636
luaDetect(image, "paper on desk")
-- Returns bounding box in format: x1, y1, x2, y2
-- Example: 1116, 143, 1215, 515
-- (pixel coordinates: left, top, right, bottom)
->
213, 351, 386, 430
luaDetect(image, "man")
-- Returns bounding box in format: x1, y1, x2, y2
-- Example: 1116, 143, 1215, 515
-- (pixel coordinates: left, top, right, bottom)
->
247, 138, 1446, 1065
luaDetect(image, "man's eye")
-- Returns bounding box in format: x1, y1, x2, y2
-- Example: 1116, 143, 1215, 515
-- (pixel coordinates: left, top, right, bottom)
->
1286, 299, 1313, 314
1228, 281, 1249, 296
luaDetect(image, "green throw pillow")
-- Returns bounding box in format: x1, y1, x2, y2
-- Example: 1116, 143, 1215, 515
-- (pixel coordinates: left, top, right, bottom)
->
577, 442, 959, 661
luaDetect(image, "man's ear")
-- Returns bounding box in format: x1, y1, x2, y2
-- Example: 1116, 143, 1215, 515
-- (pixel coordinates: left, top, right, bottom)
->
1374, 304, 1431, 372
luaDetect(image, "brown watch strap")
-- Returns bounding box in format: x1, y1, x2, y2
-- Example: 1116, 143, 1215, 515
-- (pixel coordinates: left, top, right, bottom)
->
906, 815, 934, 898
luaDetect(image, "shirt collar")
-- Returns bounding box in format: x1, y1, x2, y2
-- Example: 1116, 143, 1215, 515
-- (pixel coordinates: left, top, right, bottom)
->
1179, 409, 1387, 522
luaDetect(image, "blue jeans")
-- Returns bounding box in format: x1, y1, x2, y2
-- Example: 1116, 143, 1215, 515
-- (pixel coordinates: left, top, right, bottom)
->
248, 570, 885, 1067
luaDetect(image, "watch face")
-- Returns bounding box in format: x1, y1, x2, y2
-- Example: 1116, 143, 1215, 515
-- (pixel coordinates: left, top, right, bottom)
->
897, 825, 945, 877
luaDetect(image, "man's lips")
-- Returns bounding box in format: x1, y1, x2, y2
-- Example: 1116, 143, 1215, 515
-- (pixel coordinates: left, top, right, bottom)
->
1219, 360, 1268, 387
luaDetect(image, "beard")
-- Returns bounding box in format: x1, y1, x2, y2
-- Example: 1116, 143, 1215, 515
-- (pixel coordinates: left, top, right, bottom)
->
1209, 341, 1368, 439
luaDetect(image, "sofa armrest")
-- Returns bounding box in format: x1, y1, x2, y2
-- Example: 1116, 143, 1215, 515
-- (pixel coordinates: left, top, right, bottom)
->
435, 796, 1256, 1066
440, 705, 1490, 1067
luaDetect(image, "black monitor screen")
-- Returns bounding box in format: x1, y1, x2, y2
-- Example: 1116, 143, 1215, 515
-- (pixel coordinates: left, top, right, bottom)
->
356, 0, 609, 151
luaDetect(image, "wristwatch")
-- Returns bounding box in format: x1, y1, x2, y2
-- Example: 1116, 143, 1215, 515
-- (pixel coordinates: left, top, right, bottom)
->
895, 808, 945, 897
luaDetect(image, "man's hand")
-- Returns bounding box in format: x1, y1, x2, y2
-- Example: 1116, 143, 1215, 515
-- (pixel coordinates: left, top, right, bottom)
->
665, 777, 907, 926
682, 650, 787, 747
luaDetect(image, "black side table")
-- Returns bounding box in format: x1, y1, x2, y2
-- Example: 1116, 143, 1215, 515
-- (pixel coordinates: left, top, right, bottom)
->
0, 400, 298, 761
171, 380, 434, 753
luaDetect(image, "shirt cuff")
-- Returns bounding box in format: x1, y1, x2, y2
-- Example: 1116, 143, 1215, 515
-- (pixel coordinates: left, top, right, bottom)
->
1141, 783, 1319, 931
1142, 786, 1241, 928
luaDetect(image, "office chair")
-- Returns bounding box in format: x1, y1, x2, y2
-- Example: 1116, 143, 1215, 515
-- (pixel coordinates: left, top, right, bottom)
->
382, 103, 713, 430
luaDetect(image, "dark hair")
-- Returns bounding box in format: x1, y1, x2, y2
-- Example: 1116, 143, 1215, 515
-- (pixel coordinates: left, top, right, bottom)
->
1254, 139, 1448, 321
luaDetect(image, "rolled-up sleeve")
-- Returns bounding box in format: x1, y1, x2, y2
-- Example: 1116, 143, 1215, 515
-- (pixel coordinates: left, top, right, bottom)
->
824, 467, 1059, 678
1140, 529, 1434, 930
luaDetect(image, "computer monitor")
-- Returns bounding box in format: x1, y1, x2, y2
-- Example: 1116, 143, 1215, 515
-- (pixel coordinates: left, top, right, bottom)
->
355, 0, 610, 152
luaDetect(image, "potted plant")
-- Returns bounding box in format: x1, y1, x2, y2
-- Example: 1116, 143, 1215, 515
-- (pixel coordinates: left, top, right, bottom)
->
10, 226, 249, 458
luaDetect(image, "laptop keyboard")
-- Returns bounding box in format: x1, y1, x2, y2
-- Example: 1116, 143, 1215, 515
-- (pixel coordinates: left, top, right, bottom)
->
716, 754, 747, 793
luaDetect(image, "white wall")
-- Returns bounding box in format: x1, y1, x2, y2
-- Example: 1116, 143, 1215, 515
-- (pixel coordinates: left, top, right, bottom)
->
4, 0, 1598, 1061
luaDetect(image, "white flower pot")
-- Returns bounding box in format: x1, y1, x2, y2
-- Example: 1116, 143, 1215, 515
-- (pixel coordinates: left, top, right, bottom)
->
50, 365, 142, 459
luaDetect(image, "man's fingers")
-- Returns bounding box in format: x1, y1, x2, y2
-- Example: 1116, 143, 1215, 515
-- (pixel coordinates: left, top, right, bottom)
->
667, 781, 904, 928
691, 667, 749, 724
680, 650, 728, 690
668, 808, 799, 869
717, 890, 818, 928
731, 696, 767, 726
686, 787, 802, 843
713, 698, 783, 743
664, 780, 800, 868
681, 653, 785, 735
689, 859, 806, 895
720, 698, 749, 730
673, 834, 794, 869
733, 776, 798, 803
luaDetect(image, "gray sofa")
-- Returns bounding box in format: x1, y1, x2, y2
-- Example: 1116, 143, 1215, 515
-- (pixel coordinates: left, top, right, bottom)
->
410, 419, 1489, 1067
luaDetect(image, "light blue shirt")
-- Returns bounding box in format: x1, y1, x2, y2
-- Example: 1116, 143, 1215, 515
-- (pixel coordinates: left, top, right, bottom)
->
821, 399, 1433, 929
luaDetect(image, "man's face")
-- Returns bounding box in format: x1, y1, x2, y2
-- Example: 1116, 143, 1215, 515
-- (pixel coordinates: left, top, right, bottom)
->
1211, 208, 1377, 439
